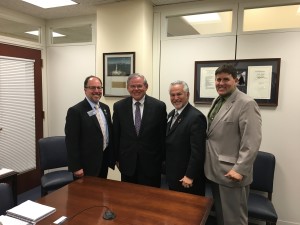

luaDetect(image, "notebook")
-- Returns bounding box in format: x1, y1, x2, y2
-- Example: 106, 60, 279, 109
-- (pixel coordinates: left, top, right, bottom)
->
0, 215, 30, 225
6, 200, 56, 224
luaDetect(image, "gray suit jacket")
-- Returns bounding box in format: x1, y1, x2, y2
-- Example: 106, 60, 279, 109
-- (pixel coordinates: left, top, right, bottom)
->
204, 89, 262, 187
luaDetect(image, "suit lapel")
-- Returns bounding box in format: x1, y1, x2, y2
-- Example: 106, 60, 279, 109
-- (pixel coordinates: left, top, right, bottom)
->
139, 95, 151, 136
208, 90, 238, 134
125, 98, 136, 135
83, 99, 101, 131
166, 103, 190, 136
166, 109, 175, 135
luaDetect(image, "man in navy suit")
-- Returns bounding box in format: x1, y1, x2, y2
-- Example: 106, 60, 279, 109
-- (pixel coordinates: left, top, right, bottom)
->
165, 80, 207, 195
113, 73, 167, 188
65, 75, 114, 179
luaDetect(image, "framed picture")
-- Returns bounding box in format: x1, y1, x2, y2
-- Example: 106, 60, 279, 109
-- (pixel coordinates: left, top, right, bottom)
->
103, 52, 135, 96
194, 58, 281, 106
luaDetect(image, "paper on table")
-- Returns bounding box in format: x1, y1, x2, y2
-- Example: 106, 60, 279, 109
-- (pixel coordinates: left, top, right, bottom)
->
6, 200, 56, 223
0, 215, 30, 225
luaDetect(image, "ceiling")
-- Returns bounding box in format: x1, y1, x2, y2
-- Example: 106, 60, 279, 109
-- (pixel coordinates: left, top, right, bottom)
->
0, 0, 201, 20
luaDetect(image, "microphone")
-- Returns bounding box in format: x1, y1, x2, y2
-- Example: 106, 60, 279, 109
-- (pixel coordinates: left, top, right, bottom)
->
103, 210, 116, 220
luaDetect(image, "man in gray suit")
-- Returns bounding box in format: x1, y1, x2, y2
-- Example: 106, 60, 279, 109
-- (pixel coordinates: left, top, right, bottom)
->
204, 64, 262, 225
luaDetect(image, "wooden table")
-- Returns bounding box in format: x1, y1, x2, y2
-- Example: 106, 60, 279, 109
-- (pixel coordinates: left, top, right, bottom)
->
36, 176, 213, 225
0, 169, 18, 205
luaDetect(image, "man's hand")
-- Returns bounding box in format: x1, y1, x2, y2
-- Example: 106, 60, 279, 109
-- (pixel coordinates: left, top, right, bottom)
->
225, 169, 243, 182
74, 169, 84, 178
179, 176, 193, 188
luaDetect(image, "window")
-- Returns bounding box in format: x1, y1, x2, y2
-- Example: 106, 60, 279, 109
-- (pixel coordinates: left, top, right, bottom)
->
51, 24, 93, 44
0, 56, 36, 173
167, 11, 233, 37
243, 4, 300, 31
0, 17, 40, 43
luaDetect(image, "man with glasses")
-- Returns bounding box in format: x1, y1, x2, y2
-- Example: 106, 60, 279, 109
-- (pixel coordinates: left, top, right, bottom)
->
65, 75, 115, 179
113, 73, 167, 187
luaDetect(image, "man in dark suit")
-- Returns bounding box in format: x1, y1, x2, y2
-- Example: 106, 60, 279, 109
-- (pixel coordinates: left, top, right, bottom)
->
205, 64, 262, 225
65, 75, 114, 179
113, 73, 167, 188
165, 80, 207, 195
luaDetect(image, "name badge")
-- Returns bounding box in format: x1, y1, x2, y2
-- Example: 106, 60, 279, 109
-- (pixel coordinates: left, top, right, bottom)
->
87, 110, 96, 117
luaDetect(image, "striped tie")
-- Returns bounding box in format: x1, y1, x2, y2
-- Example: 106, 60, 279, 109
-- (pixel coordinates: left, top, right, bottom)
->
135, 102, 141, 135
95, 104, 107, 150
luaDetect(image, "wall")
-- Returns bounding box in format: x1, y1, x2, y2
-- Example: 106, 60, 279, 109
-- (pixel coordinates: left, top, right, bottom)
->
154, 1, 300, 224
46, 45, 96, 135
96, 0, 153, 180
237, 32, 300, 225
1, 0, 300, 224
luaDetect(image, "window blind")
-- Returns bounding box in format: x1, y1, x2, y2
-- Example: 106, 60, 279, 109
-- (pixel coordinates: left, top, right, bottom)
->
0, 56, 36, 173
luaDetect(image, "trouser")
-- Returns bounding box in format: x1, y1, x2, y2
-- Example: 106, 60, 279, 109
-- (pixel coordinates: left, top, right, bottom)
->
210, 181, 249, 225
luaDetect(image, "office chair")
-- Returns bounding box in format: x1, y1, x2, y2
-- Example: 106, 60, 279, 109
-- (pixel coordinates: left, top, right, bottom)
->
0, 183, 14, 215
248, 151, 278, 225
38, 136, 73, 196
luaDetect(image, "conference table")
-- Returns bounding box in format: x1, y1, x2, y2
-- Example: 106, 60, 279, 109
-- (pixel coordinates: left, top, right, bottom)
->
37, 176, 213, 225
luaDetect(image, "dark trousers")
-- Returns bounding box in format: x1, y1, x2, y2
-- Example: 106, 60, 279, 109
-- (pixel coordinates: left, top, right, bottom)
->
121, 158, 161, 188
99, 148, 109, 178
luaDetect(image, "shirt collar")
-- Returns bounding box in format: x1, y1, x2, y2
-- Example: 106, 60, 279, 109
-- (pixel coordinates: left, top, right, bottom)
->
176, 102, 188, 115
86, 97, 98, 109
132, 96, 145, 106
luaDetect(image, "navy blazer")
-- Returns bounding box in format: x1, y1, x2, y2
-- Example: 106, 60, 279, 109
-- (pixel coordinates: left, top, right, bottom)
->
65, 98, 114, 176
166, 103, 207, 186
113, 95, 167, 178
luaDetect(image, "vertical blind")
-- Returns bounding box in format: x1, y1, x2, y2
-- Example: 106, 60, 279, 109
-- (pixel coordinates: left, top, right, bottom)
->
0, 56, 36, 173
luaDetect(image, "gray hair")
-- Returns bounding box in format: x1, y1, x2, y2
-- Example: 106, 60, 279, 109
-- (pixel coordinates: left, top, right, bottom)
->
127, 73, 148, 86
169, 80, 189, 93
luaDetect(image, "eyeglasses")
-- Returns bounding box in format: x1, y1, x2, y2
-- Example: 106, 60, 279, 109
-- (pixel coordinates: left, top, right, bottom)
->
129, 85, 144, 90
85, 86, 103, 90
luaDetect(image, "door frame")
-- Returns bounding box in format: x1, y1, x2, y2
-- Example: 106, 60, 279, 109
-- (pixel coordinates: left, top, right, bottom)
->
0, 43, 43, 194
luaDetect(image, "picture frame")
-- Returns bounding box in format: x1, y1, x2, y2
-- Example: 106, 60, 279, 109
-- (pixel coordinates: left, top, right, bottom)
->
194, 58, 281, 106
103, 52, 135, 97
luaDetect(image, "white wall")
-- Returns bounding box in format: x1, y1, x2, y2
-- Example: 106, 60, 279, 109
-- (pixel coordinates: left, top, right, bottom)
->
237, 32, 300, 225
2, 0, 300, 224
46, 45, 96, 135
155, 2, 300, 225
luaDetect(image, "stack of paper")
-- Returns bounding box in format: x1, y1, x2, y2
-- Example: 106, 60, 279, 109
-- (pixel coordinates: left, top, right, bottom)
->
5, 200, 56, 224
0, 215, 30, 225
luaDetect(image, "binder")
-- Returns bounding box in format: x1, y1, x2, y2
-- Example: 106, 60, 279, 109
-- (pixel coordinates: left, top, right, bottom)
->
5, 200, 56, 224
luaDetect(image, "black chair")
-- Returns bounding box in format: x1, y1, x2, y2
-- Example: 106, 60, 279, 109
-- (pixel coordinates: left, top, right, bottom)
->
0, 183, 14, 215
38, 136, 73, 196
248, 151, 278, 225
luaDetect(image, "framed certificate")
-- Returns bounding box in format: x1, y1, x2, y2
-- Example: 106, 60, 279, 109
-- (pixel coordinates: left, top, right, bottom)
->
194, 58, 281, 106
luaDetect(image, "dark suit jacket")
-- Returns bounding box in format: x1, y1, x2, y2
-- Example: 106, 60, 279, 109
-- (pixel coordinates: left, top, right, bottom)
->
113, 95, 167, 180
165, 103, 207, 194
65, 98, 114, 176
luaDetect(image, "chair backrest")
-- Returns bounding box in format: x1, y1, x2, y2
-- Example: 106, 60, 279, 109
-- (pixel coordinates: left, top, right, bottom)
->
38, 136, 68, 171
0, 183, 14, 215
251, 151, 276, 194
